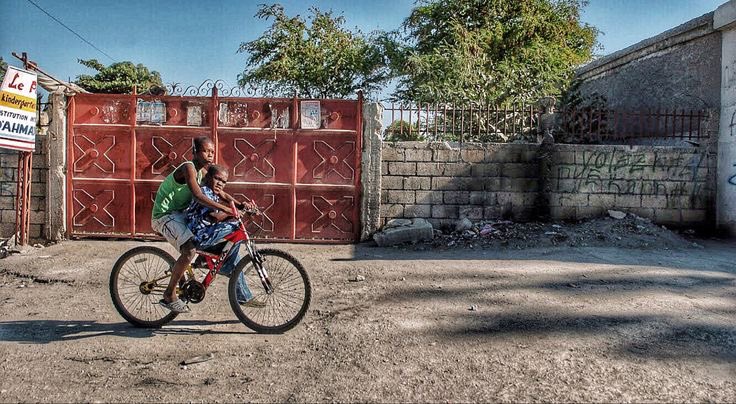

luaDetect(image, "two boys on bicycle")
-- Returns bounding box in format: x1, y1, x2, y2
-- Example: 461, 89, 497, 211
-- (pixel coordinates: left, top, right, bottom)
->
151, 136, 257, 313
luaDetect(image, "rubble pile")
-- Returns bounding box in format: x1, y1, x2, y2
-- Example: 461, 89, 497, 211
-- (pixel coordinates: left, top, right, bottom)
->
378, 210, 701, 251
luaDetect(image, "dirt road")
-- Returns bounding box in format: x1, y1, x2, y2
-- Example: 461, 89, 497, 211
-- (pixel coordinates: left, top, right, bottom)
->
0, 239, 734, 402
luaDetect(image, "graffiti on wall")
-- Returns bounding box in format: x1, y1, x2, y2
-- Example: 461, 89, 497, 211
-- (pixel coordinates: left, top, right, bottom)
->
555, 149, 711, 202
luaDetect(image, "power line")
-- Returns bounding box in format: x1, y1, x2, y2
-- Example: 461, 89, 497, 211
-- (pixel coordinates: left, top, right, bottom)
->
25, 0, 116, 62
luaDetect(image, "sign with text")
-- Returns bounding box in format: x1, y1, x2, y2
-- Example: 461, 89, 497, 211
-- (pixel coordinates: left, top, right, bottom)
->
0, 66, 38, 152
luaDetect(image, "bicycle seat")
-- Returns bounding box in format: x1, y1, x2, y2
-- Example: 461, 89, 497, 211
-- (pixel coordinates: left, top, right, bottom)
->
200, 241, 227, 255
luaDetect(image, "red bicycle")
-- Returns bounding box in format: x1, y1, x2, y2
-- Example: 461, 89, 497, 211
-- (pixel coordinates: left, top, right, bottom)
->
109, 203, 311, 333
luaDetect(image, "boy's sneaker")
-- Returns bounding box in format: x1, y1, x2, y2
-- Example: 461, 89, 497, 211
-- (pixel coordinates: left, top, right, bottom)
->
238, 299, 266, 308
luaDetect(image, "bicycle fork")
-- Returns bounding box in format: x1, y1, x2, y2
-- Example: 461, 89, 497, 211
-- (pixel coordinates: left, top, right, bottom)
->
246, 242, 274, 294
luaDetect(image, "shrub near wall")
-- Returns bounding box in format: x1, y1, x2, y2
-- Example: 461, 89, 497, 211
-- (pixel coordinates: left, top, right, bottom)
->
0, 136, 48, 240
379, 142, 716, 229
380, 142, 540, 230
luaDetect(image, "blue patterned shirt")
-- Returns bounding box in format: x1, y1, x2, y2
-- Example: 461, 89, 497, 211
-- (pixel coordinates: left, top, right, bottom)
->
185, 186, 223, 245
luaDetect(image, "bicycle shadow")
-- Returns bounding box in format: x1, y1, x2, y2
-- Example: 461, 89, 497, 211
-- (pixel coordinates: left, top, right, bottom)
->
0, 319, 257, 344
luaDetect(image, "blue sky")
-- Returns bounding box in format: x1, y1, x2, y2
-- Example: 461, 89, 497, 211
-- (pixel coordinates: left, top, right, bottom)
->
0, 0, 727, 97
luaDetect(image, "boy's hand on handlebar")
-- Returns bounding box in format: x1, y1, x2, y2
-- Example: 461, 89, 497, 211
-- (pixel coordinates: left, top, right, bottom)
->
239, 200, 261, 217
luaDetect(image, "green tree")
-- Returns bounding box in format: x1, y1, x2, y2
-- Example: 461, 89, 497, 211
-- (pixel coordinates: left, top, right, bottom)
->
74, 59, 164, 94
0, 57, 7, 79
393, 0, 598, 105
238, 4, 392, 98
383, 119, 422, 141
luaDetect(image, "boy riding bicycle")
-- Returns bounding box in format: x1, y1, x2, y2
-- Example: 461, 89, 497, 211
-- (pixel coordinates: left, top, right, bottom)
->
185, 164, 264, 307
151, 136, 255, 313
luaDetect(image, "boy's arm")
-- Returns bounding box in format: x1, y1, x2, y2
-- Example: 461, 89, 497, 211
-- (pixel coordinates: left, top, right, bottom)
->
215, 189, 257, 210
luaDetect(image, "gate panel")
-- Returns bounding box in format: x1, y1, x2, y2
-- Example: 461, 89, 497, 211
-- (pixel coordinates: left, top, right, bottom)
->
295, 189, 357, 240
296, 132, 357, 186
217, 130, 292, 184
70, 181, 132, 235
68, 91, 362, 242
226, 184, 294, 240
136, 128, 209, 180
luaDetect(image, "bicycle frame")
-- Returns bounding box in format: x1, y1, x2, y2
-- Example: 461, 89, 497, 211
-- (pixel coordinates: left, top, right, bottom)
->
180, 202, 273, 299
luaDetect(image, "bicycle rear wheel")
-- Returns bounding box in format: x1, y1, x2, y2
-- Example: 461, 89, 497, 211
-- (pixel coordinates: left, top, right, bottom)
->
110, 246, 178, 328
228, 248, 311, 334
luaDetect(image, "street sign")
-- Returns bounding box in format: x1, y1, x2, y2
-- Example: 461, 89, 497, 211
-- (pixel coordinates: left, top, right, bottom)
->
0, 66, 38, 152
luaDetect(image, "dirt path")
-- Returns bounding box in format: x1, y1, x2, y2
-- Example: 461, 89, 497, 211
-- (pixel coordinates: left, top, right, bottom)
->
0, 239, 735, 402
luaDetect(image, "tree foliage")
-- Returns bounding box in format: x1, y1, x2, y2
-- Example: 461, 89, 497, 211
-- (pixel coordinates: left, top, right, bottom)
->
0, 57, 7, 79
74, 59, 164, 94
237, 4, 393, 98
392, 0, 598, 104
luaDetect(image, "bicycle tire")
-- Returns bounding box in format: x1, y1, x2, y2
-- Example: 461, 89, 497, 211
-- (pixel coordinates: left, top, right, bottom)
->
110, 246, 179, 328
228, 248, 311, 334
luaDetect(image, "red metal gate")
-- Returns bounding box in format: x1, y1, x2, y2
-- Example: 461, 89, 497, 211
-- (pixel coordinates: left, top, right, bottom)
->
67, 89, 362, 242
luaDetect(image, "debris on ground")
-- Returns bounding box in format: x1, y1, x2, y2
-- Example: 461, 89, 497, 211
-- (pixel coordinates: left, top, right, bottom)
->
373, 218, 434, 247
377, 213, 702, 251
180, 353, 215, 366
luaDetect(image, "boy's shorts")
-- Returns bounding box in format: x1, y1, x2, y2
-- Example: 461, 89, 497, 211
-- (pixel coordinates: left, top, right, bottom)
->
151, 211, 194, 252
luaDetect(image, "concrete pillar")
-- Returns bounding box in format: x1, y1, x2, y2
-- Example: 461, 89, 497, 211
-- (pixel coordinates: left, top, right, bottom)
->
45, 91, 66, 241
360, 102, 383, 241
716, 0, 736, 235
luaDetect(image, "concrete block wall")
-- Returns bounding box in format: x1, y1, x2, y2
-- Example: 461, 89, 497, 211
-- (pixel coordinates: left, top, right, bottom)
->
0, 136, 48, 240
550, 144, 716, 226
380, 142, 716, 229
381, 142, 540, 230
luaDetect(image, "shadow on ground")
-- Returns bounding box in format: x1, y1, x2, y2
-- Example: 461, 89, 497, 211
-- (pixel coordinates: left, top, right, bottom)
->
0, 319, 253, 344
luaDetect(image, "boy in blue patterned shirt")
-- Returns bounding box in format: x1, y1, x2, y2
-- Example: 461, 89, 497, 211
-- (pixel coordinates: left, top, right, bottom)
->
185, 164, 262, 306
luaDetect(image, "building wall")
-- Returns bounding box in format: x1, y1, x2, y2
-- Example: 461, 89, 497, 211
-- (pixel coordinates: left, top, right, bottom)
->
0, 136, 48, 240
380, 142, 716, 229
575, 13, 722, 111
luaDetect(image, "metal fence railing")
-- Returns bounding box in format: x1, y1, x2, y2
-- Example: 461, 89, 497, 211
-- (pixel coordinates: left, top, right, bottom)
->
558, 108, 712, 144
381, 101, 713, 145
381, 101, 540, 143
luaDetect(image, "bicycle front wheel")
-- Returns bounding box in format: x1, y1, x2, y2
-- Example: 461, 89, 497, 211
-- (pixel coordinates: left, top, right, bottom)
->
228, 248, 311, 334
110, 246, 178, 328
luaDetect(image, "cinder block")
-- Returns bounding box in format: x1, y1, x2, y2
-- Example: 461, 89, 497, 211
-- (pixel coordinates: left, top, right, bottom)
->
388, 162, 416, 176
0, 183, 14, 196
444, 191, 469, 204
521, 148, 539, 162
404, 148, 433, 162
0, 167, 15, 181
577, 206, 605, 219
381, 162, 388, 174
382, 176, 403, 190
379, 203, 403, 219
460, 148, 485, 163
666, 196, 693, 209
30, 209, 45, 224
681, 209, 706, 224
615, 194, 642, 208
470, 163, 500, 177
501, 163, 536, 178
483, 178, 502, 192
469, 191, 491, 205
432, 204, 458, 218
550, 206, 577, 221
555, 151, 576, 165
434, 149, 461, 162
554, 179, 579, 193
1, 209, 16, 223
416, 162, 443, 176
511, 178, 538, 192
559, 194, 588, 207
416, 191, 443, 204
459, 206, 483, 220
589, 194, 615, 208
387, 190, 415, 204
404, 177, 431, 190
382, 146, 405, 162
483, 206, 501, 219
432, 177, 470, 191
0, 196, 15, 210
0, 223, 14, 238
443, 163, 472, 177
628, 208, 655, 220
29, 224, 43, 239
31, 185, 45, 197
522, 193, 539, 206
655, 209, 681, 224
403, 204, 431, 218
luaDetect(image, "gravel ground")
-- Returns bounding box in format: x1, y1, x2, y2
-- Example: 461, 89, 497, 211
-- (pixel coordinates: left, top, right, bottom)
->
0, 231, 734, 402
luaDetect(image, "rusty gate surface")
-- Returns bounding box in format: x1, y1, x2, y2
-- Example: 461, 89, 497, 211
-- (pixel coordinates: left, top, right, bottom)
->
67, 90, 362, 242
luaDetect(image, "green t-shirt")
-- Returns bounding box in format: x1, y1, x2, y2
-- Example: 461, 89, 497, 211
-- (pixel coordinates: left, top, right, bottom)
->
152, 162, 204, 219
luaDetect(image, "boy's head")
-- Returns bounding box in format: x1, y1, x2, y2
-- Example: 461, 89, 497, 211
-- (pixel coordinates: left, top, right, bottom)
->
192, 136, 215, 165
204, 164, 229, 193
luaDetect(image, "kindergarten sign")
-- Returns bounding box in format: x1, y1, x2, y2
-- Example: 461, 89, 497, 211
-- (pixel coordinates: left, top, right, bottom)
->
0, 66, 38, 152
